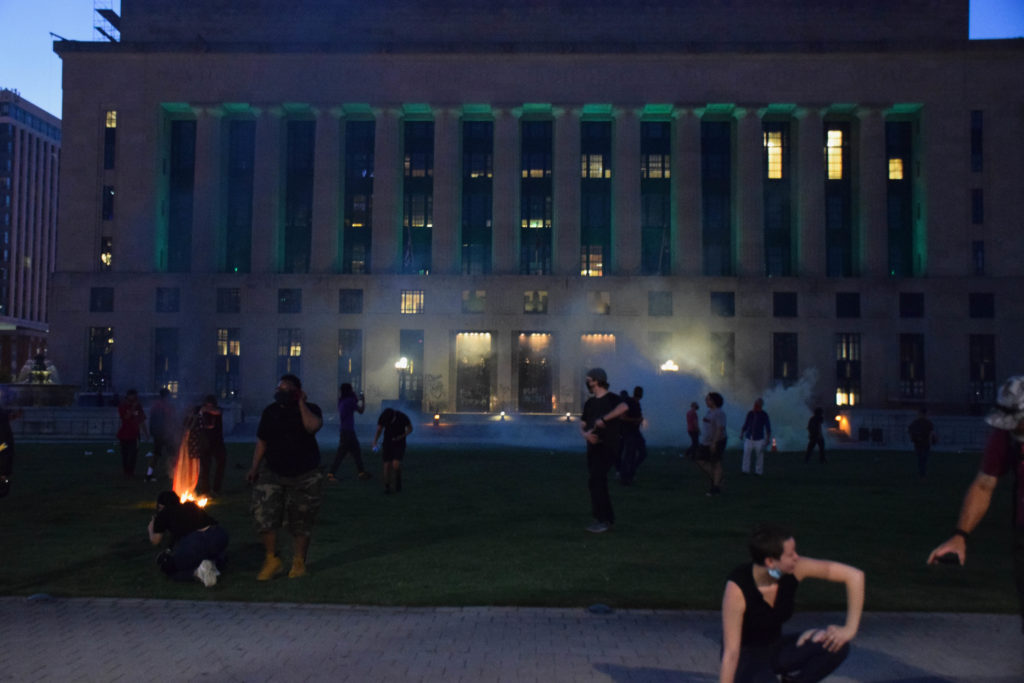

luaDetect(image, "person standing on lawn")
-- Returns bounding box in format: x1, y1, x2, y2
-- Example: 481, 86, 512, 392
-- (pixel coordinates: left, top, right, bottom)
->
907, 408, 937, 477
684, 401, 701, 459
372, 407, 413, 494
145, 388, 177, 482
719, 523, 865, 683
927, 375, 1024, 634
580, 368, 629, 533
195, 395, 226, 496
805, 407, 826, 464
246, 374, 324, 581
117, 389, 149, 479
148, 490, 228, 588
694, 392, 727, 496
740, 397, 772, 476
328, 383, 371, 482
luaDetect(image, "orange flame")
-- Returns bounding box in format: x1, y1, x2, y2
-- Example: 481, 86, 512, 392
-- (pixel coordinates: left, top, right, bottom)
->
172, 430, 208, 508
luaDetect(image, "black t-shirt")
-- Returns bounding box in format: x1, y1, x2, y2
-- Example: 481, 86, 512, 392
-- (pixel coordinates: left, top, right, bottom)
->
727, 562, 798, 648
257, 401, 322, 476
153, 502, 217, 546
378, 410, 412, 453
582, 392, 624, 444
621, 396, 642, 436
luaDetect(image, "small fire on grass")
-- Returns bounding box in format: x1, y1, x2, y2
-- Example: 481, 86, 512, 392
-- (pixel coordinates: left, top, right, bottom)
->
171, 430, 208, 508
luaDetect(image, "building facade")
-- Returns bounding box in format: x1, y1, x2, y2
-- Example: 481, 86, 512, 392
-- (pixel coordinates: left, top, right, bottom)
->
50, 0, 1024, 419
0, 89, 60, 381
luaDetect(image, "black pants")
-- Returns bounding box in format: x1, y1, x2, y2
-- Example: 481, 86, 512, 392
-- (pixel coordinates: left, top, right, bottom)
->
686, 430, 700, 457
805, 437, 825, 463
587, 442, 616, 525
120, 438, 139, 476
736, 633, 849, 683
197, 444, 226, 494
331, 429, 366, 475
913, 442, 930, 476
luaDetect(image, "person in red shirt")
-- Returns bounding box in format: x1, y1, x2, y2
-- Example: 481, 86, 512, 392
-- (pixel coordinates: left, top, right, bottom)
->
116, 389, 149, 478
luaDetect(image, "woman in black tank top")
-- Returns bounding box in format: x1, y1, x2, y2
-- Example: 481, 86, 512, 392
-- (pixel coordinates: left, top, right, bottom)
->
719, 523, 865, 683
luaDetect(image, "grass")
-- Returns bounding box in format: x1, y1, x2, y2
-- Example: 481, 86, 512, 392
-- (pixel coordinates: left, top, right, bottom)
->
0, 440, 1016, 614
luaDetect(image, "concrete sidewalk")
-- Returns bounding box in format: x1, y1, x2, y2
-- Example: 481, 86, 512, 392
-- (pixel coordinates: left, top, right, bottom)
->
1, 597, 1020, 682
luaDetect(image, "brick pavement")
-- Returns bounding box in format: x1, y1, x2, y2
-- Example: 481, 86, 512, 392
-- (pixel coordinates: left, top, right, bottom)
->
1, 597, 1020, 682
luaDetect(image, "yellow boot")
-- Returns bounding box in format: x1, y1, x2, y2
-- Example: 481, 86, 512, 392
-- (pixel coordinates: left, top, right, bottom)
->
256, 554, 283, 581
288, 556, 307, 579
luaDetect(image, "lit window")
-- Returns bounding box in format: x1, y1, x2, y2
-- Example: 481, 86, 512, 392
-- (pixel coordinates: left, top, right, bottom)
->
105, 110, 117, 128
587, 291, 611, 315
764, 131, 783, 179
462, 290, 486, 314
826, 129, 843, 180
580, 245, 603, 277
401, 290, 424, 314
580, 154, 611, 179
641, 154, 670, 179
888, 158, 904, 180
523, 290, 548, 314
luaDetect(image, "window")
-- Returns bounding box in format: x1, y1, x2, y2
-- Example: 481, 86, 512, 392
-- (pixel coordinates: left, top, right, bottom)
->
216, 287, 241, 314
764, 130, 783, 179
343, 120, 374, 274
702, 120, 733, 276
886, 119, 915, 277
826, 128, 844, 180
277, 288, 302, 314
520, 120, 553, 274
971, 188, 984, 225
581, 120, 612, 277
398, 329, 425, 404
462, 120, 493, 275
763, 121, 793, 276
89, 287, 114, 312
970, 110, 983, 173
154, 328, 179, 394
836, 292, 860, 318
155, 287, 180, 313
969, 334, 995, 404
972, 241, 985, 276
648, 291, 672, 317
580, 245, 604, 277
524, 290, 548, 314
276, 328, 302, 377
338, 329, 363, 393
899, 333, 925, 399
166, 119, 196, 272
641, 120, 672, 275
709, 332, 735, 383
402, 120, 434, 274
87, 327, 114, 391
215, 328, 241, 400
969, 292, 994, 319
888, 158, 904, 180
899, 292, 924, 318
825, 122, 854, 277
462, 290, 486, 314
100, 236, 113, 270
587, 291, 611, 315
283, 119, 315, 273
103, 109, 117, 170
224, 119, 255, 274
710, 291, 735, 317
835, 333, 861, 406
401, 289, 424, 314
101, 185, 115, 220
773, 333, 799, 386
773, 292, 797, 318
338, 288, 363, 314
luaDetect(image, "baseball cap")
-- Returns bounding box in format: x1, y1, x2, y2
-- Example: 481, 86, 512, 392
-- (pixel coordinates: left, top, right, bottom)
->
586, 368, 607, 384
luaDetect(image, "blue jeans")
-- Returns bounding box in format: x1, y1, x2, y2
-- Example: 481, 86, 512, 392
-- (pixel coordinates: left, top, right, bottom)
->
163, 525, 229, 581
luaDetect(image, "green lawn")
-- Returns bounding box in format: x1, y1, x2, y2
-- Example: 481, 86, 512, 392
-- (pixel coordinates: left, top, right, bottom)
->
0, 440, 1015, 614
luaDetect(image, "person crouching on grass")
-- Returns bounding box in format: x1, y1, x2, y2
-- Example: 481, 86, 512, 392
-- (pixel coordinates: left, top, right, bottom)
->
148, 491, 228, 588
719, 523, 864, 683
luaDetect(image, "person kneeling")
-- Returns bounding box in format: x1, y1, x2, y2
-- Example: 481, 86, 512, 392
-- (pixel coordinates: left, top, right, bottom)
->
720, 523, 865, 683
148, 490, 228, 587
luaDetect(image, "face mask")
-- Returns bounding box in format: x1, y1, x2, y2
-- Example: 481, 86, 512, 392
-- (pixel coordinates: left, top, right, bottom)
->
767, 566, 782, 580
274, 389, 296, 405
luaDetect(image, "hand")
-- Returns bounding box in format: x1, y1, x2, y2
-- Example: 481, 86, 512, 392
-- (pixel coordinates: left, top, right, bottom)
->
583, 430, 600, 445
799, 625, 855, 652
246, 467, 259, 484
927, 536, 966, 565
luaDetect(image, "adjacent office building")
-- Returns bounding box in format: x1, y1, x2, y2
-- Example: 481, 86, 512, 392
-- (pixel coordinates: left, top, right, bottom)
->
50, 0, 1024, 418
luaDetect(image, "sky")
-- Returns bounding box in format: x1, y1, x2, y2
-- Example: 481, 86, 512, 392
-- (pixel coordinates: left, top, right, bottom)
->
2, 0, 1024, 119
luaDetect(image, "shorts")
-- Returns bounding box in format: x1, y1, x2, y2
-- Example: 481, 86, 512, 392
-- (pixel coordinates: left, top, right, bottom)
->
696, 439, 727, 463
381, 444, 406, 462
251, 465, 325, 536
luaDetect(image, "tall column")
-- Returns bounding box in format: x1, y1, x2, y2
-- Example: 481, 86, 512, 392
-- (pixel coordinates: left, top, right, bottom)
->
492, 109, 519, 274
432, 108, 459, 274
859, 108, 887, 276
674, 110, 701, 276
553, 108, 581, 276
191, 107, 223, 273
798, 108, 825, 277
251, 106, 282, 273
736, 108, 763, 277
613, 108, 641, 275
310, 108, 341, 273
371, 108, 400, 273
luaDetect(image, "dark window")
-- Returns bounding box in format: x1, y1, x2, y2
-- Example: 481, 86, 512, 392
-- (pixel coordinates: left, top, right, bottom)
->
710, 291, 735, 317
836, 292, 860, 318
224, 119, 255, 274
343, 120, 374, 274
763, 121, 792, 276
899, 333, 925, 399
772, 333, 799, 386
462, 290, 486, 314
278, 288, 302, 314
969, 334, 995, 404
885, 120, 914, 277
970, 110, 983, 173
103, 116, 116, 170
462, 120, 493, 275
338, 288, 363, 314
402, 120, 434, 274
101, 185, 115, 220
773, 292, 797, 318
702, 120, 733, 276
520, 119, 553, 274
972, 241, 985, 276
825, 122, 854, 277
216, 287, 241, 314
215, 328, 241, 400
283, 120, 315, 273
87, 326, 114, 391
709, 332, 735, 383
276, 328, 302, 377
641, 120, 672, 275
166, 119, 196, 272
338, 329, 364, 393
154, 328, 179, 393
648, 291, 672, 317
971, 188, 984, 225
899, 292, 924, 318
969, 292, 994, 319
89, 287, 114, 312
155, 287, 180, 313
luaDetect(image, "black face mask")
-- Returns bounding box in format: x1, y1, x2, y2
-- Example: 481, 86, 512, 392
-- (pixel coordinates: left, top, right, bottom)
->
274, 389, 297, 405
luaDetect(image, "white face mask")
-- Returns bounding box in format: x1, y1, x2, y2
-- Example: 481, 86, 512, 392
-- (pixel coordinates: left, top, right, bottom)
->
767, 566, 782, 580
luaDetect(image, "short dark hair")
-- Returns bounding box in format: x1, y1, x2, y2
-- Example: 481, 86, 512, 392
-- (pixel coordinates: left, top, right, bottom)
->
633, 386, 643, 398
748, 523, 793, 565
707, 392, 724, 408
339, 383, 355, 398
279, 374, 302, 389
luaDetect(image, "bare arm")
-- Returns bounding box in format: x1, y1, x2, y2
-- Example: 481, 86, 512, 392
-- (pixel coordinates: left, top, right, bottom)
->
927, 471, 998, 565
719, 580, 746, 683
372, 424, 384, 448
793, 557, 865, 651
297, 393, 323, 434
246, 438, 267, 483
594, 401, 630, 429
147, 517, 163, 546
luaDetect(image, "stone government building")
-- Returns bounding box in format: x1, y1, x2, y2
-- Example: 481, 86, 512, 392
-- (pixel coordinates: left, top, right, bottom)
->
49, 0, 1024, 419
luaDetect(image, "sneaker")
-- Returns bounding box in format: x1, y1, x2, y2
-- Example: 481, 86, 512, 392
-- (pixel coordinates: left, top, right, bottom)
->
256, 554, 283, 581
586, 522, 610, 534
194, 559, 218, 587
288, 557, 307, 579
357, 471, 372, 481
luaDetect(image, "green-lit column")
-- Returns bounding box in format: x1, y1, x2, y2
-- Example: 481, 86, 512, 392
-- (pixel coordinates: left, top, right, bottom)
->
251, 106, 282, 274
674, 109, 701, 276
858, 107, 886, 276
613, 107, 641, 275
797, 107, 825, 277
310, 107, 341, 273
432, 107, 458, 274
371, 108, 400, 274
492, 109, 519, 274
190, 106, 223, 273
553, 107, 581, 276
736, 107, 763, 277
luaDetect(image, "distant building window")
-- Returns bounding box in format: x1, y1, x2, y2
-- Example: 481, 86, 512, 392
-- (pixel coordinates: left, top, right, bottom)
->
971, 188, 984, 225
969, 334, 995, 404
154, 327, 179, 394
276, 328, 302, 377
338, 288, 363, 314
89, 287, 114, 312
103, 110, 117, 170
401, 290, 424, 314
972, 241, 985, 276
836, 292, 860, 318
888, 158, 904, 180
100, 236, 113, 270
155, 287, 180, 313
709, 331, 735, 383
835, 333, 861, 406
462, 290, 486, 314
87, 326, 114, 391
773, 292, 797, 318
899, 333, 925, 399
970, 110, 983, 173
580, 245, 604, 277
216, 287, 241, 314
763, 130, 784, 179
101, 185, 115, 220
524, 290, 548, 314
215, 327, 241, 400
648, 291, 672, 317
277, 288, 302, 314
826, 129, 844, 180
338, 329, 363, 393
710, 291, 735, 317
969, 292, 994, 319
588, 291, 611, 315
899, 292, 924, 318
772, 332, 799, 386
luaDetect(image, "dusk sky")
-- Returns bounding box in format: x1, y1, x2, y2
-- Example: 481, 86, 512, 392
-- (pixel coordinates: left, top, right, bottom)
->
2, 0, 1024, 119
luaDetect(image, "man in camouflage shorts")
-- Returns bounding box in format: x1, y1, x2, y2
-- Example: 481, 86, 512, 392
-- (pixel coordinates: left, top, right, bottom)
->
246, 374, 324, 580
